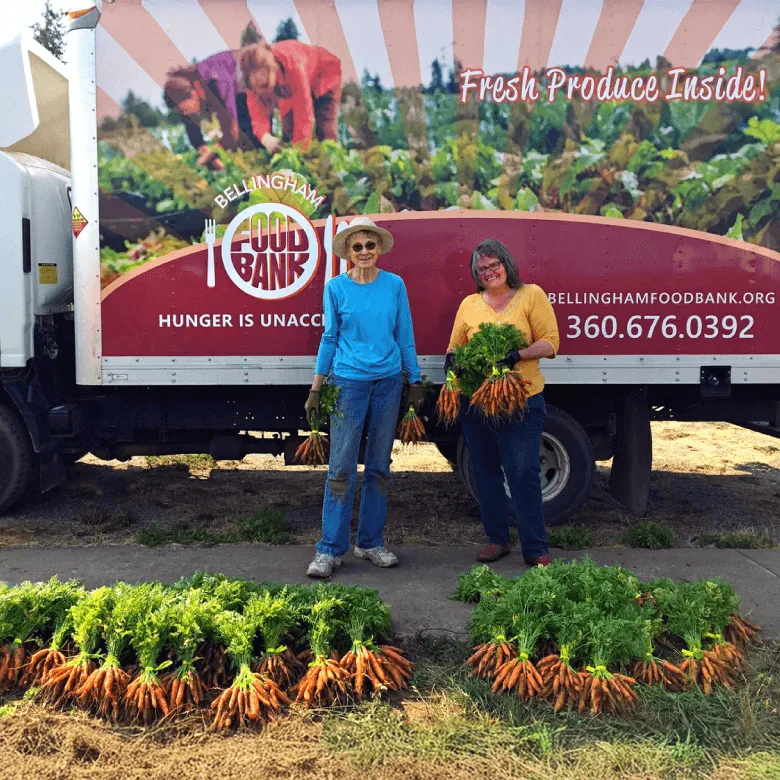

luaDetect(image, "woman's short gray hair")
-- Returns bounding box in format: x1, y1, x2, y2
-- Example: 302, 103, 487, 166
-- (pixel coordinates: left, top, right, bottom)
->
470, 238, 524, 291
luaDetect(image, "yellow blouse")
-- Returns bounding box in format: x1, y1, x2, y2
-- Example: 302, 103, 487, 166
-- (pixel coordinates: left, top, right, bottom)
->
447, 284, 560, 397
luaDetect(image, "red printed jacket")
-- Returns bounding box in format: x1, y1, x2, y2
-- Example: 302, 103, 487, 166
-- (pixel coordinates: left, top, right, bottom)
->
247, 40, 341, 145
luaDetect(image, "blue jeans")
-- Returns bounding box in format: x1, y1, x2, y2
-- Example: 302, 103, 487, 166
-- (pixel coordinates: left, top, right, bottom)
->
459, 393, 548, 559
316, 373, 403, 557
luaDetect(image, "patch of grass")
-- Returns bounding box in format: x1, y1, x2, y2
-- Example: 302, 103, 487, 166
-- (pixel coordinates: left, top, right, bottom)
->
234, 509, 293, 544
756, 444, 779, 455
621, 521, 676, 549
548, 525, 593, 550
137, 508, 292, 547
137, 522, 231, 547
145, 453, 216, 470
73, 507, 135, 529
333, 636, 780, 779
0, 700, 21, 718
696, 529, 774, 549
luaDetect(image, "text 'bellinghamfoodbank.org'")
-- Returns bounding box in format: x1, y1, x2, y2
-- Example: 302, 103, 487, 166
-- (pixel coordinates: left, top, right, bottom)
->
547, 290, 776, 342
547, 291, 776, 306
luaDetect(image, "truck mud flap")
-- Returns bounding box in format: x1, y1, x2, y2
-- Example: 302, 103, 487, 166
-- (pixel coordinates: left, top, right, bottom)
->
609, 388, 652, 516
38, 447, 67, 494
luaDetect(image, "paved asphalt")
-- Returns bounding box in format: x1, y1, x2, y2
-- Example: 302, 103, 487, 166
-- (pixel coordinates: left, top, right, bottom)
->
1, 545, 777, 638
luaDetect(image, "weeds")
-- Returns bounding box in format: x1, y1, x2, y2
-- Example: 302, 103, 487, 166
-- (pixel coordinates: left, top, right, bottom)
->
696, 529, 774, 549
621, 521, 676, 549
74, 508, 135, 529
234, 510, 293, 544
137, 508, 292, 546
755, 445, 779, 455
145, 453, 216, 471
366, 636, 780, 778
547, 525, 593, 550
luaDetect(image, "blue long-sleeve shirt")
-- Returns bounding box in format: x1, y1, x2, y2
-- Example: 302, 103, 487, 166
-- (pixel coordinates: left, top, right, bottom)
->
314, 270, 422, 383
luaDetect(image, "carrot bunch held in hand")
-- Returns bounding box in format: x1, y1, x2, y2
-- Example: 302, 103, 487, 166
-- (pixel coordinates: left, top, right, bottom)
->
296, 382, 340, 466
397, 405, 425, 444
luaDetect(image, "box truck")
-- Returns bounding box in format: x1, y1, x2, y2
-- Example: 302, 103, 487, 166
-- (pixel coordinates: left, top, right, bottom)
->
0, 0, 778, 524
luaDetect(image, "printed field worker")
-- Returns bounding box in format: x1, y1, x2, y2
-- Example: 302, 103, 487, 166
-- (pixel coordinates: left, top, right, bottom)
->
239, 40, 342, 151
305, 217, 422, 579
163, 49, 269, 169
446, 238, 560, 567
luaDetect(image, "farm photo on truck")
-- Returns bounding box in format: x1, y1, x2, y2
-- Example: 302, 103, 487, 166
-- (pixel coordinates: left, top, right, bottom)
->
0, 0, 779, 778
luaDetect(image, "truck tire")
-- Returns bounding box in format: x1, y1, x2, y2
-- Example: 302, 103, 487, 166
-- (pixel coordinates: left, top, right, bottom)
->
434, 440, 458, 465
0, 405, 33, 513
456, 405, 595, 526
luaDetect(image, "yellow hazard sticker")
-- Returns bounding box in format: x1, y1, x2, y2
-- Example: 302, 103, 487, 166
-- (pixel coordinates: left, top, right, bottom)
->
38, 263, 58, 285
72, 207, 88, 238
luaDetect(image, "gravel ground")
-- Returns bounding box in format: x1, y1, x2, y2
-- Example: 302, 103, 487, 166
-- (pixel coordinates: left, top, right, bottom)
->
0, 422, 778, 549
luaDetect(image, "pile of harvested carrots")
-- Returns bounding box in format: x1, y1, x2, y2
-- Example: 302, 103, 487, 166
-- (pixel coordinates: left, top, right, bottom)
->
0, 576, 413, 731
455, 558, 760, 716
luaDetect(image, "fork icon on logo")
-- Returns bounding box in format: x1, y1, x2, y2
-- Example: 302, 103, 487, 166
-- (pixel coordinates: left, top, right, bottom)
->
205, 219, 217, 288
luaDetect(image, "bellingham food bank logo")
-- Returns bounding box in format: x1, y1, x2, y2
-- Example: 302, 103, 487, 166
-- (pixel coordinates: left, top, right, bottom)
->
216, 202, 318, 301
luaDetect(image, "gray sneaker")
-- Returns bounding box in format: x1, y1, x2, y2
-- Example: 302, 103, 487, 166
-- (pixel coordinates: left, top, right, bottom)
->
306, 553, 342, 578
354, 546, 399, 568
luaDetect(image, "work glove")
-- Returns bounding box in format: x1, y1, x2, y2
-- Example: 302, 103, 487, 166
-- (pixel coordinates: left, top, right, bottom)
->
304, 390, 321, 426
407, 382, 424, 413
496, 349, 522, 370
444, 352, 462, 377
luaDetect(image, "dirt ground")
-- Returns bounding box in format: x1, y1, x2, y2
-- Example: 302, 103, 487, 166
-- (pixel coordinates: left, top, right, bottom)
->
0, 422, 778, 549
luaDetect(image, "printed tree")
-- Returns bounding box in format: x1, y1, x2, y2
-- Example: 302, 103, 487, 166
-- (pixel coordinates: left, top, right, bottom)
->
274, 18, 300, 42
429, 59, 445, 93
361, 69, 383, 93
241, 21, 264, 47
122, 91, 165, 128
31, 0, 66, 62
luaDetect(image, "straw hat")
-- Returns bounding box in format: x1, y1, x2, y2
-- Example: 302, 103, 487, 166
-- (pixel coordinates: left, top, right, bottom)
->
332, 216, 394, 259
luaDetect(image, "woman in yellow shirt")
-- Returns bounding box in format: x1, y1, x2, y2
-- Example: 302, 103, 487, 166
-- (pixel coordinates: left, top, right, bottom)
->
446, 238, 560, 567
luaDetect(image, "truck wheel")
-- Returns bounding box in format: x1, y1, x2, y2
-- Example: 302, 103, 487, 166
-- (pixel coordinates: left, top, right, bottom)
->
0, 405, 33, 513
434, 440, 458, 465
456, 405, 595, 526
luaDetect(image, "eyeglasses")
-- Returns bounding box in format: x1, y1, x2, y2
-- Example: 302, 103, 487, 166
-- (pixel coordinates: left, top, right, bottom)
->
351, 241, 377, 252
476, 261, 503, 276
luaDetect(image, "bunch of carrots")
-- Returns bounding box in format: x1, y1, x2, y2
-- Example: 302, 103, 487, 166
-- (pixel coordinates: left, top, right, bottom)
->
454, 558, 761, 717
436, 370, 460, 426
470, 367, 531, 419
442, 322, 531, 423
0, 574, 414, 730
340, 592, 412, 699
295, 382, 340, 466
397, 404, 425, 444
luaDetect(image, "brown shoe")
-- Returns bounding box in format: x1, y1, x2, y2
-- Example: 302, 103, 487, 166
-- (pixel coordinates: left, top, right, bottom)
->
477, 543, 511, 563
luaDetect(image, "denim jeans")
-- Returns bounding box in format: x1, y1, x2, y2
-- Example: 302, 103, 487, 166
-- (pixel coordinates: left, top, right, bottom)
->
316, 373, 403, 557
459, 392, 548, 558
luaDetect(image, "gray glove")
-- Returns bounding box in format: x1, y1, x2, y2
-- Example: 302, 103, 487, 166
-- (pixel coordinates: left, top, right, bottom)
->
408, 383, 423, 413
304, 390, 321, 425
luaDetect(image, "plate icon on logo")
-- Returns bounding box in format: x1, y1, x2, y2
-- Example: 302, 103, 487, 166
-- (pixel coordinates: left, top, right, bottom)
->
220, 203, 319, 300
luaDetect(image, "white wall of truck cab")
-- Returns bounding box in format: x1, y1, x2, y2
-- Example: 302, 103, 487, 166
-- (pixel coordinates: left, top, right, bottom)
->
0, 34, 74, 368
0, 152, 74, 367
0, 34, 70, 171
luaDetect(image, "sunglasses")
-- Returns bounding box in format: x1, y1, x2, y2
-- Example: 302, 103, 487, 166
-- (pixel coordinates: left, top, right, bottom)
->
351, 241, 378, 252
476, 261, 503, 276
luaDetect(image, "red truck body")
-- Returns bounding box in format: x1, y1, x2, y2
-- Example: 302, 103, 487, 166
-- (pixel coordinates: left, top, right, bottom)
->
102, 211, 779, 361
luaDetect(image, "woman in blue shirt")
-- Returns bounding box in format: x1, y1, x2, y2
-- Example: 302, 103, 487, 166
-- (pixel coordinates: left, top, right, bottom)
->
305, 217, 422, 578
